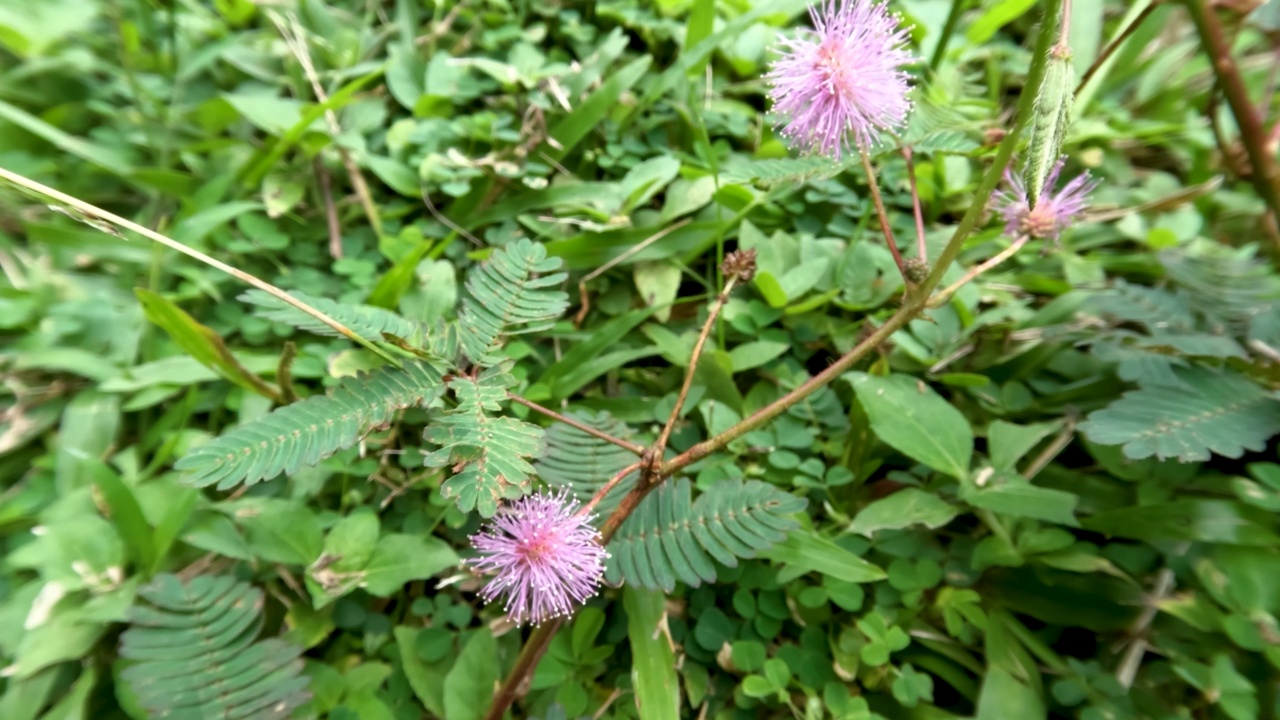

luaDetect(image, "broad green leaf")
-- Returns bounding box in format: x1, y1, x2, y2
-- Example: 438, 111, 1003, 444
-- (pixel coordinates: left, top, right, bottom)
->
90, 463, 157, 574
729, 341, 789, 372
443, 629, 498, 720
989, 420, 1062, 471
967, 0, 1039, 44
634, 261, 681, 322
976, 666, 1045, 720
136, 289, 280, 402
762, 530, 887, 584
964, 476, 1079, 526
624, 587, 680, 720
847, 372, 974, 480
395, 627, 448, 717
362, 534, 458, 596
54, 391, 120, 493
322, 509, 381, 573
849, 488, 958, 536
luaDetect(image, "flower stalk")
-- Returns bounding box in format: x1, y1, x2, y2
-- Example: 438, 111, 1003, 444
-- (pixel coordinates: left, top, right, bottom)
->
482, 1, 1065, 717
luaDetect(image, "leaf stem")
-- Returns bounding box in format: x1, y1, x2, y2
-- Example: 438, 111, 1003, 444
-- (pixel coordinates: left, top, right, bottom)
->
0, 166, 404, 367
482, 620, 563, 720
507, 394, 646, 455
579, 461, 644, 516
901, 145, 929, 260
1185, 0, 1280, 228
859, 146, 910, 282
652, 277, 738, 459
927, 234, 1030, 308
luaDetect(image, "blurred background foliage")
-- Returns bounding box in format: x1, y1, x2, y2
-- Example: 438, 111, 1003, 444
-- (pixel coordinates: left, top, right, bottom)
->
2, 0, 1280, 719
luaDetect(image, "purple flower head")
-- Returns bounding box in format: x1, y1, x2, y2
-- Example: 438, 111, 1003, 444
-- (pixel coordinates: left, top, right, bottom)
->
467, 490, 608, 626
992, 159, 1098, 240
766, 0, 915, 159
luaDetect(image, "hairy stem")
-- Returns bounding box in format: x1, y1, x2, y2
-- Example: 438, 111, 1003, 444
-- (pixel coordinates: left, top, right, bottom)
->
927, 234, 1030, 308
0, 166, 402, 366
580, 461, 644, 516
901, 145, 929, 260
860, 146, 909, 281
481, 3, 1064, 716
507, 394, 646, 455
1185, 0, 1280, 226
652, 277, 738, 458
482, 620, 562, 720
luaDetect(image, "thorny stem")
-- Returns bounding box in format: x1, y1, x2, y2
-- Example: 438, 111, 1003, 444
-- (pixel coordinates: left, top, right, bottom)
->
652, 277, 738, 459
927, 234, 1031, 308
859, 146, 909, 282
0, 166, 403, 367
483, 2, 1064, 716
1185, 0, 1280, 228
507, 394, 645, 455
901, 146, 929, 260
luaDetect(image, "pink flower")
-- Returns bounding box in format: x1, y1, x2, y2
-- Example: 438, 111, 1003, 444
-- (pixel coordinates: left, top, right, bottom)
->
467, 490, 608, 625
766, 0, 915, 159
992, 159, 1098, 240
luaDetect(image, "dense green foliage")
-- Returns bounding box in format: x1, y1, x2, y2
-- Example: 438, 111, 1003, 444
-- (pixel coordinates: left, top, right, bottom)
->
2, 1, 1280, 720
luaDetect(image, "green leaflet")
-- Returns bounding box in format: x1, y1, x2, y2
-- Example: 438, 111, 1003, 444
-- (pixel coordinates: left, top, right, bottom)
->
238, 288, 419, 343
425, 366, 544, 517
175, 360, 444, 489
605, 478, 806, 592
457, 238, 570, 366
1079, 366, 1280, 462
535, 410, 639, 513
119, 574, 311, 720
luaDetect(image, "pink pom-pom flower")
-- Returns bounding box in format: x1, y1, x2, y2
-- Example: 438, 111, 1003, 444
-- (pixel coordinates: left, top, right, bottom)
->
992, 159, 1099, 240
467, 490, 608, 626
766, 0, 915, 159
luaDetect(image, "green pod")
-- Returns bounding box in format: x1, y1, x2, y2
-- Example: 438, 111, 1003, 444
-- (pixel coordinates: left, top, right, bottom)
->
1022, 45, 1076, 207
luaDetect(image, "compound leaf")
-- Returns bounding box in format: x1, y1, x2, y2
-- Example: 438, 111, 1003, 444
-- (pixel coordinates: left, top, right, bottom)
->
1080, 367, 1280, 462
176, 360, 444, 489
458, 238, 569, 365
606, 478, 806, 592
119, 574, 310, 720
238, 288, 418, 342
425, 366, 544, 517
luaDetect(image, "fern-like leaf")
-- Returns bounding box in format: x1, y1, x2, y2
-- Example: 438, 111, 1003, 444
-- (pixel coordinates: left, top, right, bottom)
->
1084, 280, 1196, 334
535, 410, 638, 513
238, 288, 418, 342
1160, 244, 1280, 333
119, 574, 310, 720
458, 238, 568, 365
1079, 366, 1280, 462
425, 366, 544, 517
719, 155, 858, 189
176, 360, 444, 489
605, 478, 806, 592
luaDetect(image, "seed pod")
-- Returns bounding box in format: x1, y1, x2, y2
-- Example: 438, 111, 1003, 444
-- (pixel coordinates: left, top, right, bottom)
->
1022, 44, 1076, 207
